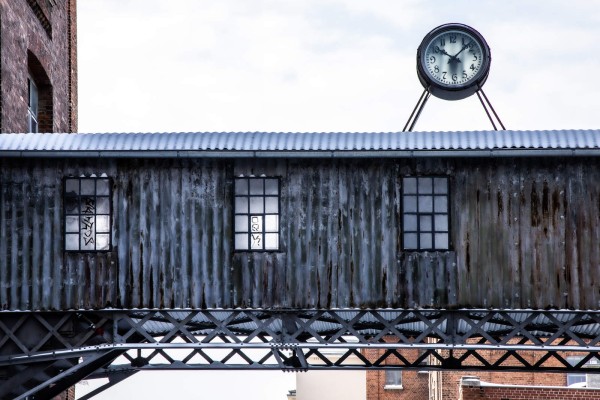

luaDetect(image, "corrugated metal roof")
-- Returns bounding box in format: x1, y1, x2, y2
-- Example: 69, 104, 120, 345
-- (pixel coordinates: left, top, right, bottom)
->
1, 130, 600, 158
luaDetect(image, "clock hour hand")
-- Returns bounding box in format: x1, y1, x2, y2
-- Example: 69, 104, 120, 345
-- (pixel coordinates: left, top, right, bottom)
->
435, 46, 453, 58
435, 46, 459, 65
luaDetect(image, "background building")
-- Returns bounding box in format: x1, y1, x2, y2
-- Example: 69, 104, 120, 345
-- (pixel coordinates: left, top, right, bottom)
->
0, 0, 76, 398
0, 0, 77, 133
295, 351, 366, 400
366, 346, 600, 400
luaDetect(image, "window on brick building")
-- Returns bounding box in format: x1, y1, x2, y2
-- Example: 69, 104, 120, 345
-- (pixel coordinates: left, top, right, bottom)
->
27, 76, 39, 133
402, 176, 449, 251
64, 175, 112, 252
27, 51, 53, 132
567, 356, 600, 387
234, 176, 280, 251
384, 370, 402, 389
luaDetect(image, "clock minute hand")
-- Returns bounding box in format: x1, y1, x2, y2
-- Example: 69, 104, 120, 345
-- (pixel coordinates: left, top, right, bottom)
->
451, 41, 472, 61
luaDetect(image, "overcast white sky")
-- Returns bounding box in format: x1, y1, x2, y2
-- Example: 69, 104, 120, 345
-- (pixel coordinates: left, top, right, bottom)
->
75, 0, 600, 398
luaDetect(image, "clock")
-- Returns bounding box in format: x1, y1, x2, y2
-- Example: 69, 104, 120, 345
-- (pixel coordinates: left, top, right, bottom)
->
416, 23, 491, 101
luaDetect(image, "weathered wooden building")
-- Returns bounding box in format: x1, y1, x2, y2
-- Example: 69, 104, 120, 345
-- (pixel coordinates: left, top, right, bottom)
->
2, 130, 599, 312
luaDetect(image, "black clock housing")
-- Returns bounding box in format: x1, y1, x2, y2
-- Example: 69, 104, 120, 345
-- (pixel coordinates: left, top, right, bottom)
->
416, 23, 491, 101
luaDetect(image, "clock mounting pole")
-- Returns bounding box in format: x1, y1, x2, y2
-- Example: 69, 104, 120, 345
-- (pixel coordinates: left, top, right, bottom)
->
403, 89, 431, 132
476, 88, 505, 130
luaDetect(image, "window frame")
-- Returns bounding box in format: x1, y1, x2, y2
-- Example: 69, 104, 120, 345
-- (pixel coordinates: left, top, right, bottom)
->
233, 176, 281, 252
384, 369, 403, 389
63, 175, 113, 253
402, 176, 450, 251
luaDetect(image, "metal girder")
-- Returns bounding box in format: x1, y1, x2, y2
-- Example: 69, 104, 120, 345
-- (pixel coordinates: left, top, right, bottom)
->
2, 309, 600, 397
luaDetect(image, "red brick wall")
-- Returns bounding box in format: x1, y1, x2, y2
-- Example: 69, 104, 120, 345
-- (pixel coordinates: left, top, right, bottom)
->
365, 348, 430, 400
460, 382, 600, 400
0, 0, 77, 133
365, 344, 586, 400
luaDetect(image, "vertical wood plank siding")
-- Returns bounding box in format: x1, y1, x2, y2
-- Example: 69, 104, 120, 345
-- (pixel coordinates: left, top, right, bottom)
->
1, 157, 599, 310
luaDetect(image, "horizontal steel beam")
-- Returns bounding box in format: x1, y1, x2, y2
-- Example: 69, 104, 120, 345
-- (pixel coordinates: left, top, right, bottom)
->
2, 308, 600, 398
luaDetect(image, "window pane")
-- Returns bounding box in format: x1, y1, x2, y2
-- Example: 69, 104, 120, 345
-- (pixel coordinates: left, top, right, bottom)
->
264, 233, 279, 250
250, 216, 263, 233
418, 177, 433, 194
434, 196, 448, 213
235, 234, 248, 250
435, 233, 449, 250
96, 197, 110, 214
65, 234, 79, 250
249, 197, 264, 213
65, 216, 79, 232
65, 196, 79, 214
29, 78, 39, 112
265, 197, 278, 213
385, 370, 402, 386
235, 197, 248, 214
419, 215, 432, 232
81, 233, 96, 251
435, 214, 448, 231
403, 196, 417, 213
567, 374, 586, 386
420, 233, 432, 249
419, 195, 433, 212
96, 234, 110, 250
250, 233, 263, 249
403, 178, 417, 194
434, 177, 448, 194
404, 233, 418, 249
81, 197, 96, 214
403, 214, 417, 232
265, 215, 279, 232
250, 179, 263, 195
97, 179, 110, 195
96, 215, 110, 233
81, 179, 95, 195
235, 216, 248, 232
65, 179, 79, 195
235, 179, 248, 195
265, 179, 278, 195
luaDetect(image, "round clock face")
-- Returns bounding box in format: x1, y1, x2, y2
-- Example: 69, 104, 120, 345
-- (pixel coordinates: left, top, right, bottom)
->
417, 24, 491, 100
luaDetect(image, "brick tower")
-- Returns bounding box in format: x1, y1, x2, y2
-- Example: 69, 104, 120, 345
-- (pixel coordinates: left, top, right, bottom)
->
0, 0, 77, 133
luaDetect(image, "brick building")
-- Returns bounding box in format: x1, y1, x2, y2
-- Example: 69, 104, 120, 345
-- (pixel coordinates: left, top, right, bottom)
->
1, 0, 77, 398
366, 346, 599, 400
0, 0, 77, 133
459, 376, 600, 400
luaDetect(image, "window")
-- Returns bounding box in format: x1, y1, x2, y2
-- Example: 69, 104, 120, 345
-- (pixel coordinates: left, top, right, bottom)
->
234, 176, 280, 251
64, 175, 112, 251
384, 370, 402, 389
566, 356, 600, 387
28, 76, 38, 133
402, 176, 449, 250
27, 51, 53, 132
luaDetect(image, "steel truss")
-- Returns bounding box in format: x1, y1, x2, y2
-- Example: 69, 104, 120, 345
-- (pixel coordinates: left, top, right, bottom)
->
2, 309, 600, 398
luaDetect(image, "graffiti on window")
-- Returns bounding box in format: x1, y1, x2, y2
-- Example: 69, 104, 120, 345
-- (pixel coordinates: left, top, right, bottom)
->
64, 176, 111, 252
234, 177, 279, 251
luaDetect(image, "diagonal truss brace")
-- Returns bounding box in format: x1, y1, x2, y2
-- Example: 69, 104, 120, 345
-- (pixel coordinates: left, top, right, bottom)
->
2, 309, 600, 373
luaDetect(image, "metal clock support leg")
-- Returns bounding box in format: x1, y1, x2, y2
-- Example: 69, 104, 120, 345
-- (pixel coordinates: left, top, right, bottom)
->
476, 89, 506, 131
403, 89, 431, 132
